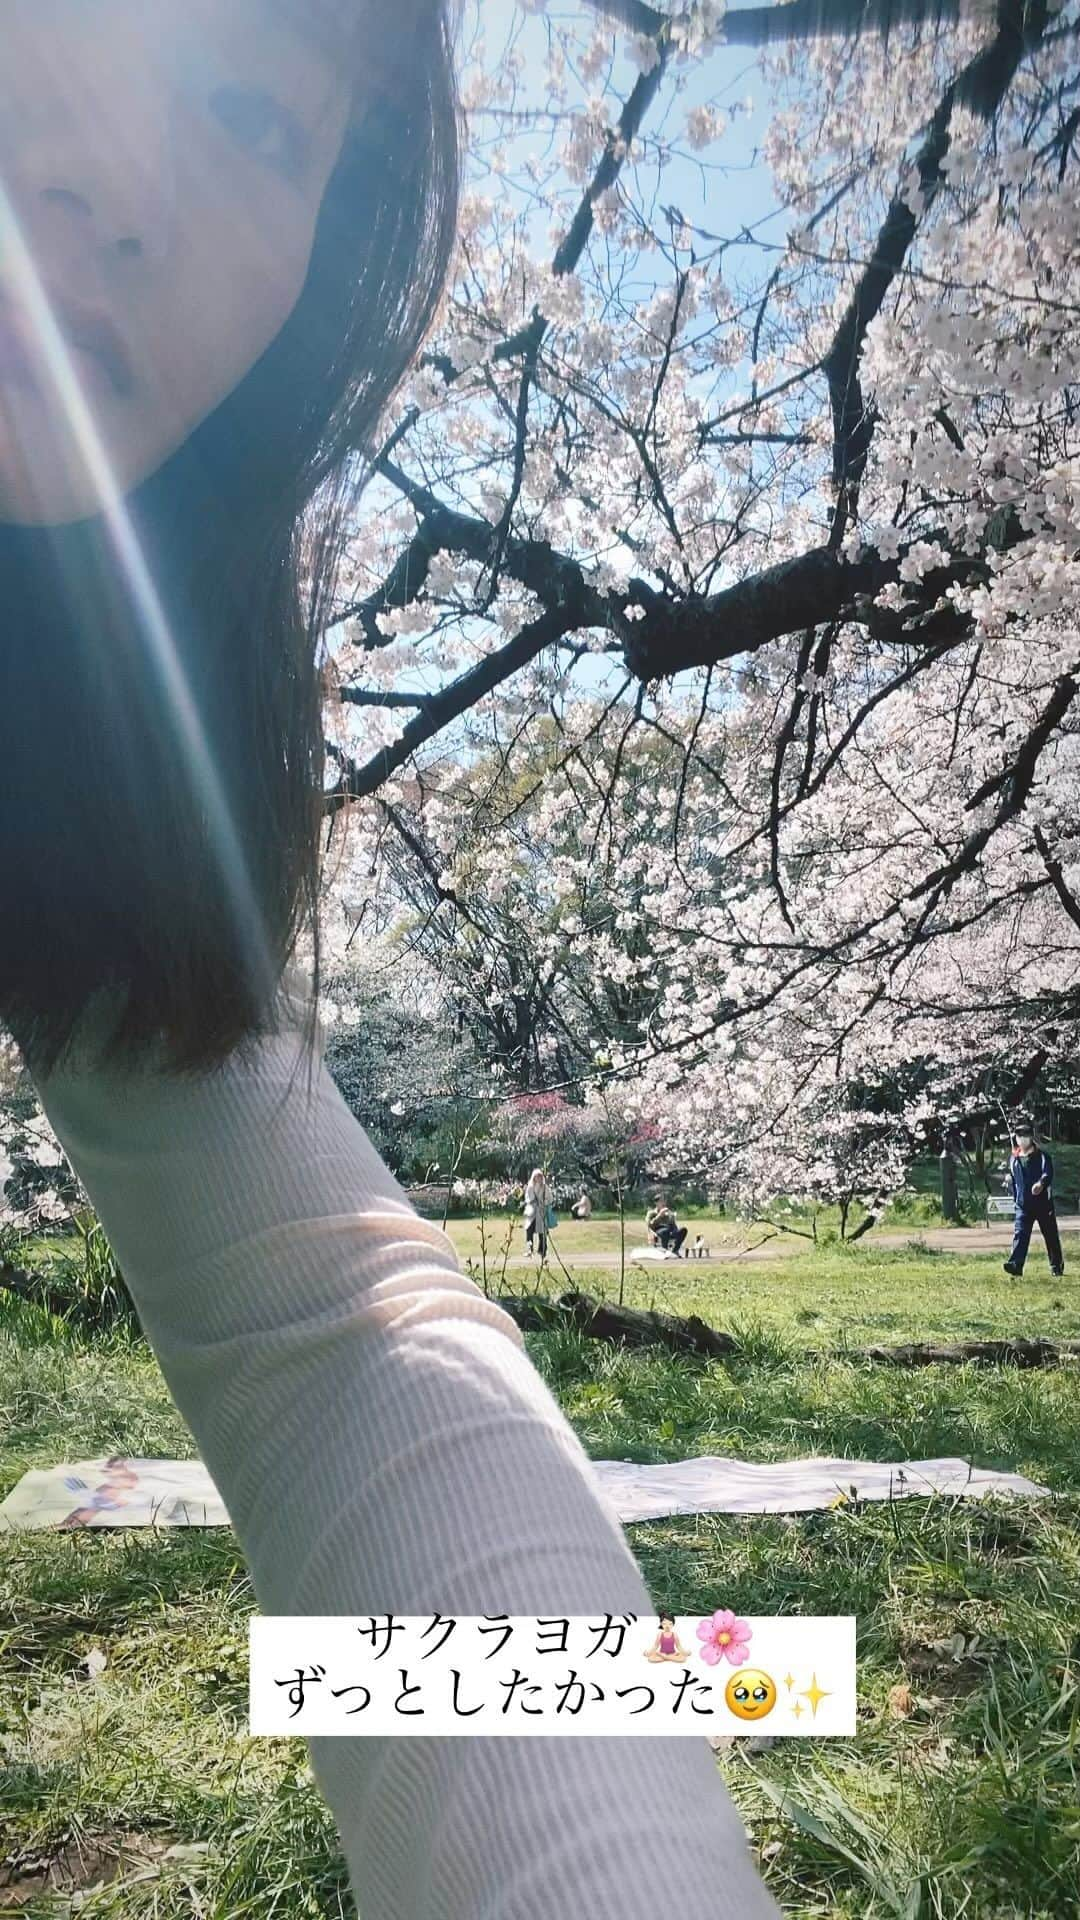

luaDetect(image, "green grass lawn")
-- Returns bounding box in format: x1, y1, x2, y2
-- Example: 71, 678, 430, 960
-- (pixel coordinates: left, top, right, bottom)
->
453, 1228, 1080, 1351
2, 1245, 1079, 1918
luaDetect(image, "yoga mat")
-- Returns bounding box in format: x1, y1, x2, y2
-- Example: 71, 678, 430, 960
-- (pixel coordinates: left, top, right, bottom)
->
0, 1452, 1048, 1532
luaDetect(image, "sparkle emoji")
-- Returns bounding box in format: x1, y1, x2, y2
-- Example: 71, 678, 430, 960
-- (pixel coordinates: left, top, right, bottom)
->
724, 1668, 777, 1722
799, 1672, 832, 1719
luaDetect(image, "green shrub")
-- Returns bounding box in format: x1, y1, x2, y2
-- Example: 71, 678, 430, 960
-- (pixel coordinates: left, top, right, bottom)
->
46, 1211, 141, 1336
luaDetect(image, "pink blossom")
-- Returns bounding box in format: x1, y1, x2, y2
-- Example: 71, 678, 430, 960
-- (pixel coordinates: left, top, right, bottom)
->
696, 1610, 752, 1667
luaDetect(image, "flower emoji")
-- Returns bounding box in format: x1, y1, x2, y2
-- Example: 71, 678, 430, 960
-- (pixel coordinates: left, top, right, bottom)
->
696, 1609, 752, 1667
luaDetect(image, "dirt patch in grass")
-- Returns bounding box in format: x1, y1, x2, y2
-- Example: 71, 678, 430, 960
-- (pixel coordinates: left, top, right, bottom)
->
0, 1830, 180, 1907
900, 1632, 996, 1698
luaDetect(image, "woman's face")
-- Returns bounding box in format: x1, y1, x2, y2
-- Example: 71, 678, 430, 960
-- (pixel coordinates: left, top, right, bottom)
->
0, 0, 353, 525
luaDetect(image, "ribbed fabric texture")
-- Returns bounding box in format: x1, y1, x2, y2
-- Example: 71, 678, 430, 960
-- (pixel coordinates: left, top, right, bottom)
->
31, 973, 779, 1920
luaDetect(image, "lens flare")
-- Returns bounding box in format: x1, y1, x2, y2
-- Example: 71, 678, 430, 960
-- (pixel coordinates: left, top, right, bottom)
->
0, 178, 280, 1021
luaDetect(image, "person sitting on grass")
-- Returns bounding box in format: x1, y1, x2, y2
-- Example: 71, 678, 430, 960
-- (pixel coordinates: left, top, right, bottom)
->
1003, 1117, 1065, 1279
641, 1198, 668, 1244
571, 1189, 592, 1220
646, 1198, 688, 1257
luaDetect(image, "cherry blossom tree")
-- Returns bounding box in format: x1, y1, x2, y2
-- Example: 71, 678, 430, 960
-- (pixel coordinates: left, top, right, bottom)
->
311, 0, 1080, 1181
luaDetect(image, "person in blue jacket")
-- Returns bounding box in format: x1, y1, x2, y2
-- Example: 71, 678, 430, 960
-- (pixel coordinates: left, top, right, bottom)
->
1003, 1117, 1064, 1278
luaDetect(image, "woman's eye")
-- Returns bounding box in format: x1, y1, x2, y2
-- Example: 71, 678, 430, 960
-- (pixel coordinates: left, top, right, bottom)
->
210, 88, 309, 180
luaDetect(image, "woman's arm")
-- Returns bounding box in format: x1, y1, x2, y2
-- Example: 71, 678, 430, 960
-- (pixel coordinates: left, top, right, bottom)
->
30, 976, 778, 1920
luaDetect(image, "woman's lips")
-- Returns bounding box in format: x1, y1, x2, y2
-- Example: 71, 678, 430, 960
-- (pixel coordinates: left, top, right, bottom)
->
0, 293, 134, 399
53, 293, 135, 397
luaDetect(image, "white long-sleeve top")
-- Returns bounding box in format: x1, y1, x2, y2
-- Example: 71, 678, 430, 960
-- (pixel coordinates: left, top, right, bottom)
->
31, 968, 779, 1920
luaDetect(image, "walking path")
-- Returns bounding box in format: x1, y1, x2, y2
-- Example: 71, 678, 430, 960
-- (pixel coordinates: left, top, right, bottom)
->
479, 1218, 1080, 1271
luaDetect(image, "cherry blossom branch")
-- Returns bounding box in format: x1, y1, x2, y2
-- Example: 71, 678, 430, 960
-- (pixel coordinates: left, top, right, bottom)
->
902, 672, 1078, 928
373, 31, 672, 465
337, 687, 434, 709
1034, 823, 1080, 933
618, 533, 963, 676
768, 628, 817, 929
334, 469, 609, 644
325, 604, 576, 808
823, 0, 1049, 539
484, 331, 544, 605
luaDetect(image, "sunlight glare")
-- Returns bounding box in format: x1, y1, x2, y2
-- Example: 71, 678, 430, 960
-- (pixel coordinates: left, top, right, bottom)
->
0, 179, 281, 1019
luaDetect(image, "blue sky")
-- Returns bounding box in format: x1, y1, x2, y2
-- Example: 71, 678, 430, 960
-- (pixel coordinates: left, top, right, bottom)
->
476, 0, 786, 260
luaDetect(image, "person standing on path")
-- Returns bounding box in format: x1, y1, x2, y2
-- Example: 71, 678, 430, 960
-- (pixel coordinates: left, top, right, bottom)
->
523, 1165, 550, 1258
1003, 1119, 1065, 1278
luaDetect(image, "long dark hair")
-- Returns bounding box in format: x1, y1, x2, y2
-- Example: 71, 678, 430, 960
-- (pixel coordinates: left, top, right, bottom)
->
0, 2, 458, 1080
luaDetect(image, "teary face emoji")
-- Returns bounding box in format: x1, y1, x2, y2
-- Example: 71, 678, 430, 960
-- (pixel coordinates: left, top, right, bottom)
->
724, 1668, 776, 1721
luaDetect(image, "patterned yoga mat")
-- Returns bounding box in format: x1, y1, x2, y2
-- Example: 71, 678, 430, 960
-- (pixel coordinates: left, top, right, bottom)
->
0, 1453, 1049, 1532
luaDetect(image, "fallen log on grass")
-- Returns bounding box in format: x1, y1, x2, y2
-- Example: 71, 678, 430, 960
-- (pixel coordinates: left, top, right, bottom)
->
494, 1292, 1080, 1370
494, 1290, 738, 1358
0, 1259, 139, 1332
0, 1261, 75, 1320
828, 1337, 1080, 1370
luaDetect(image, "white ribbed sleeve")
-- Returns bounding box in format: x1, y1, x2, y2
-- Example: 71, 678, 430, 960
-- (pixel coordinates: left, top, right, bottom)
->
30, 976, 779, 1920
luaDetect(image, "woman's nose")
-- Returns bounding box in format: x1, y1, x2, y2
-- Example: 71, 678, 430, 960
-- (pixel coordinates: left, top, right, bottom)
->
15, 54, 176, 274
